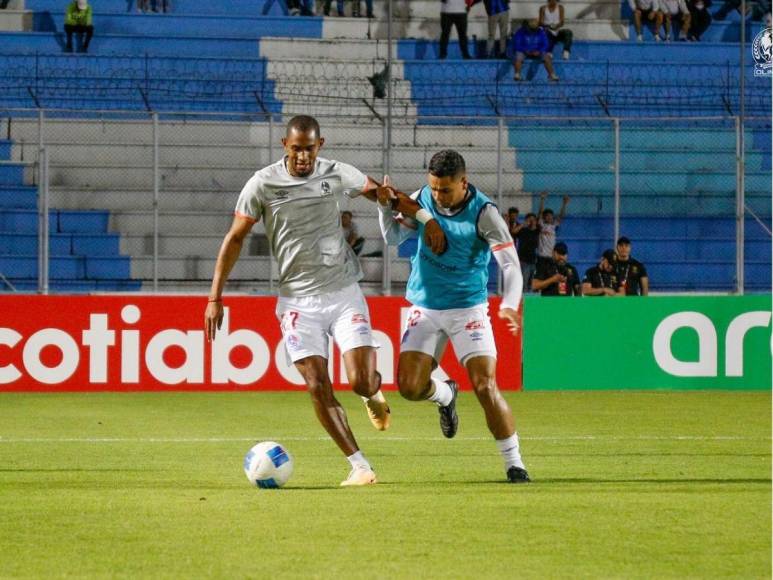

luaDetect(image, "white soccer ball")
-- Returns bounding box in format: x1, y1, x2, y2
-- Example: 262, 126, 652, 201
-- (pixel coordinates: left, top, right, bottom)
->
243, 441, 294, 489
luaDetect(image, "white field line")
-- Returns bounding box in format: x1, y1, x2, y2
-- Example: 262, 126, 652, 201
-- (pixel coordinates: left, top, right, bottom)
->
0, 435, 769, 443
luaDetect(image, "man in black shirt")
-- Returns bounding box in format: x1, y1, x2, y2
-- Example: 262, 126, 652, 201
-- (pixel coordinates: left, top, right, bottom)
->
615, 236, 649, 295
531, 241, 581, 296
512, 212, 539, 291
582, 249, 621, 296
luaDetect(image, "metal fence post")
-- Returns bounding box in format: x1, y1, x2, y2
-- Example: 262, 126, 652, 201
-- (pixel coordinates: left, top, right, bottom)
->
38, 147, 49, 295
496, 116, 504, 295
152, 111, 159, 293
613, 118, 621, 245
381, 102, 392, 296
268, 113, 277, 293
37, 108, 43, 169
735, 115, 745, 294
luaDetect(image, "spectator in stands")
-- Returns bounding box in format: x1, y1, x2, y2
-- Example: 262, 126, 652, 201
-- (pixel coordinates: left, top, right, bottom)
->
504, 206, 519, 235
480, 0, 510, 58
535, 191, 569, 268
532, 241, 581, 296
661, 0, 691, 39
510, 19, 559, 80
615, 236, 649, 295
341, 211, 365, 255
714, 0, 770, 21
686, 0, 712, 39
512, 212, 540, 291
137, 0, 167, 12
629, 0, 664, 41
539, 0, 573, 59
323, 0, 372, 17
64, 0, 93, 54
582, 249, 621, 296
439, 0, 472, 59
289, 0, 314, 15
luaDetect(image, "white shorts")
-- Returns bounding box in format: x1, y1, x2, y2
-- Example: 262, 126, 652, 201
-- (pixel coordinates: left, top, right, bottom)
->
400, 303, 497, 366
275, 283, 378, 363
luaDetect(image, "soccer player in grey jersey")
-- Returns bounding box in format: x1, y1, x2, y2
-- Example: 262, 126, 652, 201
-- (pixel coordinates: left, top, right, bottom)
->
204, 115, 447, 487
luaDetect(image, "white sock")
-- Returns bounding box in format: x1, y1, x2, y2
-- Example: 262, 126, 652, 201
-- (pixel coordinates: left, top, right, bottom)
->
496, 433, 525, 470
427, 377, 453, 407
347, 451, 371, 471
360, 390, 386, 404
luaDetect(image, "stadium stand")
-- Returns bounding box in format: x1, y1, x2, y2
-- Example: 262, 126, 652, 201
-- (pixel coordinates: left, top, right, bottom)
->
0, 0, 769, 292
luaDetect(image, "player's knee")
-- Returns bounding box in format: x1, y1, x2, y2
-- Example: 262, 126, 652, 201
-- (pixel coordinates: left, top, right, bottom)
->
471, 376, 498, 400
305, 375, 333, 399
397, 372, 429, 401
349, 370, 378, 398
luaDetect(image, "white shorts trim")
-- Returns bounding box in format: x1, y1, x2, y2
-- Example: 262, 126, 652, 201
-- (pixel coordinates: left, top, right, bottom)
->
276, 283, 378, 364
400, 303, 497, 365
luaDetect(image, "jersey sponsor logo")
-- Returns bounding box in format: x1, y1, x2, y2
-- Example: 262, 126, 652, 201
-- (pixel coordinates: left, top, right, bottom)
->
351, 313, 368, 325
320, 181, 332, 196
465, 320, 485, 331
275, 189, 289, 199
407, 310, 421, 327
419, 250, 458, 272
469, 331, 483, 342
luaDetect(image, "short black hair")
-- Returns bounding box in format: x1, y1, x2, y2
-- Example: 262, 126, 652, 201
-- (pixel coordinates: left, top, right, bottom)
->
428, 150, 466, 179
286, 115, 320, 138
542, 208, 554, 216
525, 212, 537, 219
341, 210, 353, 218
507, 207, 519, 214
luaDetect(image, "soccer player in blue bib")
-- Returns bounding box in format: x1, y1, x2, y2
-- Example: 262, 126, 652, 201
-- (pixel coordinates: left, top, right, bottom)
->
378, 150, 530, 483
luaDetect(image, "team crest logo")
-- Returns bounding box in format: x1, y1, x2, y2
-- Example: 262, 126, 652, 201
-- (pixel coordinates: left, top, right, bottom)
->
275, 189, 289, 199
320, 181, 332, 196
752, 28, 772, 77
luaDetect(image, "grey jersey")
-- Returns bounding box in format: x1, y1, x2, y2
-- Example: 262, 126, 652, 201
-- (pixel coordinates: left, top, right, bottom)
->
235, 156, 369, 297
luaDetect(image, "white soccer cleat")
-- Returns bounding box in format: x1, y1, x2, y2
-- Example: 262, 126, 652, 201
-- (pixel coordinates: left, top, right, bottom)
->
363, 391, 391, 431
340, 466, 377, 487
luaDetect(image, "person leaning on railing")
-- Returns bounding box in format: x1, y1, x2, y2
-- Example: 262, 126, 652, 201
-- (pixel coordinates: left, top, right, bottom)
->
64, 0, 93, 53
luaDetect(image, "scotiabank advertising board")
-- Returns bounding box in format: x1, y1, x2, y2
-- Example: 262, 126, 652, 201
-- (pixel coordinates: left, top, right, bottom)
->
0, 295, 522, 392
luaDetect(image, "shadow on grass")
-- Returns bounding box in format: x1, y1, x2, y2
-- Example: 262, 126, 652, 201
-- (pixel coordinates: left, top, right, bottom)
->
0, 468, 161, 472
366, 477, 773, 486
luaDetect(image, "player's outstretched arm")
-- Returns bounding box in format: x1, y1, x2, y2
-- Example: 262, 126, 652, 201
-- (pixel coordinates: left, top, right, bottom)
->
361, 176, 447, 255
479, 205, 524, 336
205, 214, 255, 342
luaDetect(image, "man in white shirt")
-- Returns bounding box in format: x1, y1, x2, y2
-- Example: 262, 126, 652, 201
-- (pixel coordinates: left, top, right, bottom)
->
204, 115, 448, 487
629, 0, 664, 41
661, 0, 691, 40
439, 0, 472, 59
535, 191, 570, 269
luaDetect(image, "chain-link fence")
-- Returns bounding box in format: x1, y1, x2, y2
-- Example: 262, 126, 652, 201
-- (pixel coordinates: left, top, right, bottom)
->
0, 108, 770, 295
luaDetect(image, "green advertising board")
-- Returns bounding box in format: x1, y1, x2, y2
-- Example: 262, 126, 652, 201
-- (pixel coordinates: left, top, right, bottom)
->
523, 295, 772, 390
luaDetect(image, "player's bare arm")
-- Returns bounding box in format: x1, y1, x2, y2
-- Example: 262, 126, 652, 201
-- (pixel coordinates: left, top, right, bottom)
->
360, 176, 447, 255
205, 214, 256, 342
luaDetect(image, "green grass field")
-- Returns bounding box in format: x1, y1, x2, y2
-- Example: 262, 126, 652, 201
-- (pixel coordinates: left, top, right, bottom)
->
0, 391, 770, 579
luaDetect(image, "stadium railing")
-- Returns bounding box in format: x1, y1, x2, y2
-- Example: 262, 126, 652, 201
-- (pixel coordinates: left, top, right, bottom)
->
0, 108, 770, 294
